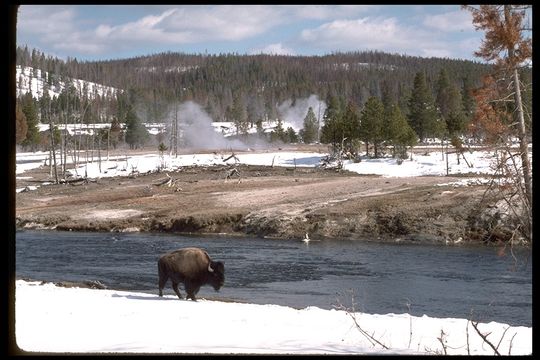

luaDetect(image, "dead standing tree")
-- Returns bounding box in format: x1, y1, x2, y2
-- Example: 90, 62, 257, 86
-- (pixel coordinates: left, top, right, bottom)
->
223, 152, 242, 183
463, 5, 532, 243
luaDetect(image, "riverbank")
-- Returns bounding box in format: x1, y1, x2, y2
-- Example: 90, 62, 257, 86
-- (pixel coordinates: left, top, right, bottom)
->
13, 279, 532, 354
15, 161, 508, 245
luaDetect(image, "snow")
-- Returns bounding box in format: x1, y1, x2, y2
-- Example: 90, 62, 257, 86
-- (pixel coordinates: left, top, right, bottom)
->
16, 146, 521, 186
36, 122, 166, 136
14, 280, 531, 354
16, 65, 118, 100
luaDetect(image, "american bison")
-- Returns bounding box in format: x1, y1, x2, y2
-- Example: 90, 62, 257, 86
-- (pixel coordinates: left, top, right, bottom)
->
158, 247, 225, 300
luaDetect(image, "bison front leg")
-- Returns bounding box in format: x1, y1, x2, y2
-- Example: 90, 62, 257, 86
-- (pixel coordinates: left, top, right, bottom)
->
171, 281, 183, 300
185, 282, 201, 301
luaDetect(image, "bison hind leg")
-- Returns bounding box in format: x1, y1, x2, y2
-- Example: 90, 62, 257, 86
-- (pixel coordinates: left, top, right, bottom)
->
158, 274, 169, 297
158, 261, 169, 297
171, 281, 183, 300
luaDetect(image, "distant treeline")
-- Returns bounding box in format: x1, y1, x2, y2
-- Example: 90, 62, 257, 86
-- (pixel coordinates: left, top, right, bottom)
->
15, 46, 531, 153
16, 47, 495, 121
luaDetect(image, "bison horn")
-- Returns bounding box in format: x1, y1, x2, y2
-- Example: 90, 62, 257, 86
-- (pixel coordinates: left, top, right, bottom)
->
208, 263, 214, 273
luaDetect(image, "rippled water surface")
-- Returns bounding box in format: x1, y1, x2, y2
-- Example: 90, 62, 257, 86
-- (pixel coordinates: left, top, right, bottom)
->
15, 230, 532, 326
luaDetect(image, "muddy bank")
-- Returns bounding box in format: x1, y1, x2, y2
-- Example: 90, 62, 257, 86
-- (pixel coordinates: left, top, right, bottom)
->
15, 164, 514, 245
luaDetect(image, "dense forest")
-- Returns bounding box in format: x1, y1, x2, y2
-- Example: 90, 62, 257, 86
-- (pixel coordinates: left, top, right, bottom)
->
15, 46, 532, 153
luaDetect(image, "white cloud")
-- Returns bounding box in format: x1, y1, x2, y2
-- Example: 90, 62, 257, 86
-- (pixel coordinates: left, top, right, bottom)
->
423, 10, 475, 32
18, 5, 290, 55
298, 16, 478, 59
288, 5, 376, 20
300, 17, 421, 54
164, 6, 284, 41
249, 43, 296, 56
18, 6, 76, 34
17, 5, 483, 60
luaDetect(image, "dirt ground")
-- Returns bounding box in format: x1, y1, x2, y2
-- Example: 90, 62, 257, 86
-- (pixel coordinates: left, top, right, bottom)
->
15, 149, 499, 245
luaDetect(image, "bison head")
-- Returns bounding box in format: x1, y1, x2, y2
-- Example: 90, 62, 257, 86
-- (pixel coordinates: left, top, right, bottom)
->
207, 261, 225, 291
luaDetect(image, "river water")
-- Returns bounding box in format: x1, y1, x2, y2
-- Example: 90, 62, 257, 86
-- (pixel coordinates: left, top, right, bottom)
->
15, 230, 532, 327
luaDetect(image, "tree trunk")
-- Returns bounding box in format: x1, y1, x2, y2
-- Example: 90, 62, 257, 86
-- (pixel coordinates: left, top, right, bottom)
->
504, 5, 532, 208
49, 122, 58, 184
512, 68, 532, 207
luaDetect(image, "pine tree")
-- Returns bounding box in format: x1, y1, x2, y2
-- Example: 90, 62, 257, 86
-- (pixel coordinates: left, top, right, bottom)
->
407, 71, 439, 142
16, 102, 28, 145
359, 97, 385, 157
461, 76, 476, 125
125, 105, 149, 149
270, 118, 286, 143
301, 106, 318, 144
20, 93, 40, 151
286, 127, 298, 143
109, 117, 123, 149
232, 94, 249, 135
255, 118, 265, 138
436, 69, 465, 138
383, 104, 417, 158
320, 95, 343, 150
340, 100, 361, 153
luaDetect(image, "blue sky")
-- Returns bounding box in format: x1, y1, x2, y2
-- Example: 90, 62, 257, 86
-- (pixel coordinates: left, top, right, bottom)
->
17, 5, 489, 62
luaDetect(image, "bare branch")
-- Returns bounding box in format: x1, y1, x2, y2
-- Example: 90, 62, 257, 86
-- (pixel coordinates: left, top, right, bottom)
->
496, 326, 511, 351
466, 319, 471, 355
333, 291, 389, 350
471, 320, 501, 355
508, 332, 518, 355
437, 329, 448, 355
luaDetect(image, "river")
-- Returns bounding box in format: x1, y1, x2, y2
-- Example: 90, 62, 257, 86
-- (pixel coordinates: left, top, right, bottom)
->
15, 229, 532, 327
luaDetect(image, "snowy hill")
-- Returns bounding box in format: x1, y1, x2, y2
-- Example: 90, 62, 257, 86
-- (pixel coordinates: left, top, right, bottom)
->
16, 65, 119, 100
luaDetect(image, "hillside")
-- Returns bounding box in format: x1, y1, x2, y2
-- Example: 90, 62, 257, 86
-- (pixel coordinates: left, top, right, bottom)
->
16, 47, 494, 125
16, 65, 119, 101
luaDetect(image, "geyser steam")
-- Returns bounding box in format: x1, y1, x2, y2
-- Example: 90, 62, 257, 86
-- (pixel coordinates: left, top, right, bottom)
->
173, 101, 247, 150
277, 95, 327, 132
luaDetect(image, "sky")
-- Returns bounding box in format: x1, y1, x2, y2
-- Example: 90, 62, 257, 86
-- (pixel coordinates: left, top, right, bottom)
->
17, 5, 489, 62
15, 279, 532, 354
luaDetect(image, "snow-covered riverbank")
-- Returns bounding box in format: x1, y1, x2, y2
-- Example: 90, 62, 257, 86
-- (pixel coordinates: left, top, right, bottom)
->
14, 280, 531, 355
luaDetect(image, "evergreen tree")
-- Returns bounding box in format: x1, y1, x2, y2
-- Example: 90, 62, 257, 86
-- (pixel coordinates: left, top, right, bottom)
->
255, 118, 265, 138
16, 103, 28, 145
301, 106, 318, 144
359, 96, 385, 157
109, 117, 123, 149
436, 69, 466, 138
407, 71, 439, 142
270, 118, 286, 143
232, 94, 249, 135
461, 76, 476, 127
286, 127, 298, 143
340, 100, 361, 153
124, 105, 149, 149
383, 104, 417, 158
320, 95, 343, 149
20, 93, 40, 151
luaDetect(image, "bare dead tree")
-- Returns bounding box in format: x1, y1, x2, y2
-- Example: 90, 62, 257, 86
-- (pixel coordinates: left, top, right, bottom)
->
476, 141, 531, 246
225, 167, 241, 183
464, 5, 532, 242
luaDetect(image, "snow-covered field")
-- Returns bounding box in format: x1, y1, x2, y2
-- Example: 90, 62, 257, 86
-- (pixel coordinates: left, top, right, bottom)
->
17, 146, 517, 193
15, 280, 531, 355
